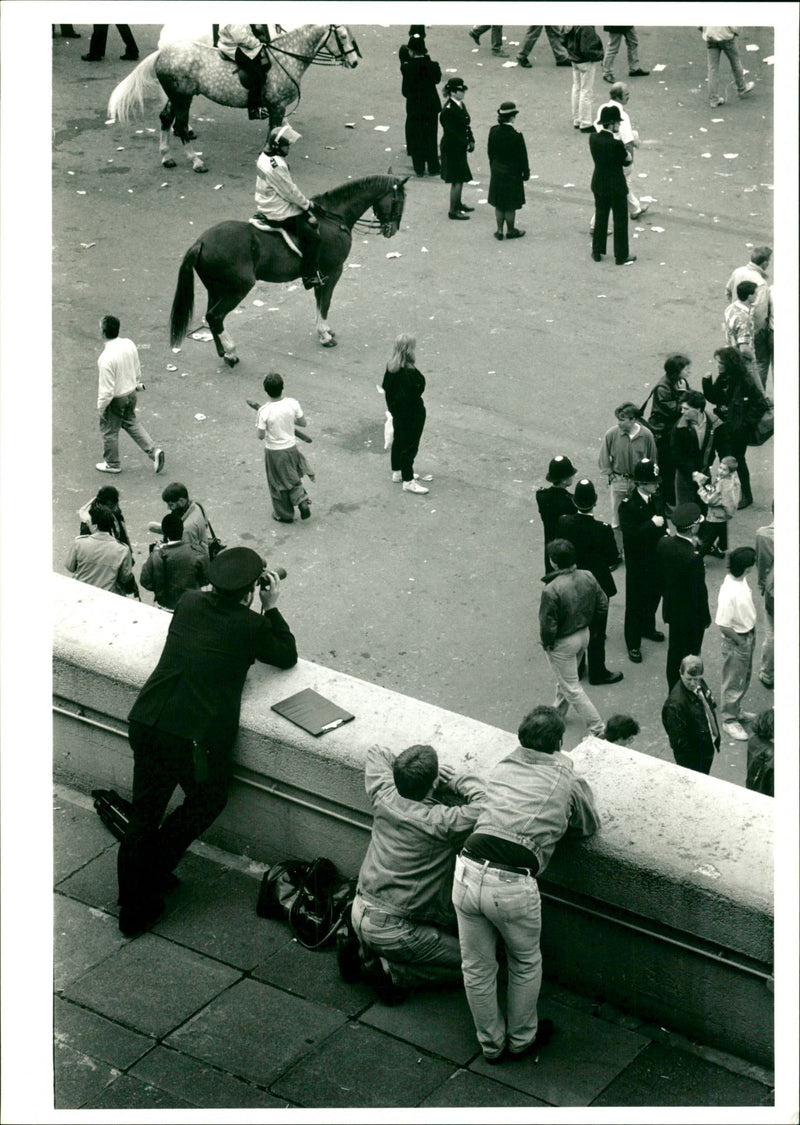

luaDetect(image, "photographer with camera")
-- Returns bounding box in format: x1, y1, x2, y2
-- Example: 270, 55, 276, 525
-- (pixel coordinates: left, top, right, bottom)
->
117, 546, 296, 938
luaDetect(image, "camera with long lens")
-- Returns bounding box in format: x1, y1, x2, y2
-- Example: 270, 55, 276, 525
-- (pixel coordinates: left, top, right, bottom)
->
258, 567, 287, 590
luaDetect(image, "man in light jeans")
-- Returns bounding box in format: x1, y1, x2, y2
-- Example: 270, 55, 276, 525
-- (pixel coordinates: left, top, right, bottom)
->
453, 705, 600, 1063
539, 539, 607, 738
755, 514, 774, 688
598, 401, 657, 559
701, 26, 755, 107
565, 26, 604, 130
715, 547, 758, 741
96, 315, 165, 475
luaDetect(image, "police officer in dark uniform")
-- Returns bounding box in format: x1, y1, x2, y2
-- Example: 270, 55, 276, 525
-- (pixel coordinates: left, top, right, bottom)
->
557, 478, 623, 685
117, 547, 297, 937
656, 502, 711, 690
536, 455, 578, 572
618, 459, 667, 663
400, 33, 442, 175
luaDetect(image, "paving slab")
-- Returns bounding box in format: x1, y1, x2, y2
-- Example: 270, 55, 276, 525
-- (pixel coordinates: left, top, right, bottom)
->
165, 976, 346, 1086
54, 893, 128, 989
53, 799, 116, 883
131, 1045, 291, 1109
152, 867, 293, 968
419, 1067, 552, 1108
55, 847, 120, 914
361, 985, 479, 1064
54, 1040, 121, 1110
470, 996, 650, 1106
62, 932, 241, 1038
252, 935, 377, 1017
270, 1020, 455, 1109
88, 1073, 197, 1111
54, 996, 154, 1070
590, 1041, 775, 1107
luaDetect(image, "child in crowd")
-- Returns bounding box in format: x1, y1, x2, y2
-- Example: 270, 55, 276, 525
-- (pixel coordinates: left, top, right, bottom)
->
694, 456, 740, 557
256, 372, 315, 523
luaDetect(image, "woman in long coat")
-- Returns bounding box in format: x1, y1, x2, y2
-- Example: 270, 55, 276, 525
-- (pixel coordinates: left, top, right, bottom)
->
439, 77, 475, 219
487, 100, 530, 239
400, 33, 441, 176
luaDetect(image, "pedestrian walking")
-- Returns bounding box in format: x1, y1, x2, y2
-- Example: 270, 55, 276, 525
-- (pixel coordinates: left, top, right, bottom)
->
487, 101, 530, 240
453, 705, 600, 1064
662, 656, 720, 775
589, 105, 635, 265
645, 354, 692, 507
400, 34, 441, 176
95, 315, 164, 476
602, 27, 649, 83
516, 26, 571, 68
383, 334, 429, 495
256, 372, 314, 522
701, 27, 755, 107
117, 547, 297, 937
618, 458, 667, 664
726, 246, 773, 389
715, 546, 758, 741
468, 25, 507, 58
702, 347, 770, 510
439, 78, 475, 220
564, 25, 604, 132
539, 539, 607, 738
82, 24, 139, 61
536, 456, 578, 572
656, 503, 711, 690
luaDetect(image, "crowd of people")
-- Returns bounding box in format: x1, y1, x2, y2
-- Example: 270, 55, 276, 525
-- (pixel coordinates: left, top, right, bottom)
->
57, 24, 776, 1065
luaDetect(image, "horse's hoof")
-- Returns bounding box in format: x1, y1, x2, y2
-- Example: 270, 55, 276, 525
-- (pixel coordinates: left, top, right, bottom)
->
223, 355, 239, 367
193, 164, 208, 174
162, 158, 177, 169
321, 337, 338, 348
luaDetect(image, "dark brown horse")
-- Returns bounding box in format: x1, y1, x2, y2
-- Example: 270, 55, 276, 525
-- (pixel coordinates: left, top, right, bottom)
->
170, 175, 408, 364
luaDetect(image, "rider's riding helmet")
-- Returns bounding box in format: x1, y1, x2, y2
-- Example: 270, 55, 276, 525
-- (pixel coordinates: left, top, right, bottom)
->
267, 124, 302, 153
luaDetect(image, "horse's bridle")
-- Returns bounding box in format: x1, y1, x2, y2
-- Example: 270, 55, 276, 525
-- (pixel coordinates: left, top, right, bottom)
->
269, 25, 361, 68
355, 182, 406, 237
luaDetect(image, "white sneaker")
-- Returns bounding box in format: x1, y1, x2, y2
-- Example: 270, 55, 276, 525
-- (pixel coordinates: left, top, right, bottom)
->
96, 461, 121, 473
722, 720, 749, 741
391, 470, 402, 483
402, 479, 429, 494
738, 81, 755, 97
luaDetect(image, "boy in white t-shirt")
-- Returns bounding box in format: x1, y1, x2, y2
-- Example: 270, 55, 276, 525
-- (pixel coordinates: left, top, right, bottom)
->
256, 372, 314, 522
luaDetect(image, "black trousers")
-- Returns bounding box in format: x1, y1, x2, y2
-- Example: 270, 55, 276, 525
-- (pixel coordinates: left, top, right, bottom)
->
666, 621, 707, 690
655, 436, 676, 506
88, 24, 138, 58
672, 738, 715, 775
592, 189, 629, 261
697, 520, 728, 555
235, 47, 268, 114
117, 720, 229, 914
587, 609, 612, 679
406, 110, 440, 175
390, 407, 426, 481
623, 567, 660, 650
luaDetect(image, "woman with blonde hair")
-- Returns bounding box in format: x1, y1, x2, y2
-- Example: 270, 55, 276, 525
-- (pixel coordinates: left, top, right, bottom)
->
382, 334, 429, 494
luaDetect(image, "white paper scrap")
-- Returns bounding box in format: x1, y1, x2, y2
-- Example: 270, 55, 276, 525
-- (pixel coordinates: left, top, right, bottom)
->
347, 263, 362, 268
650, 226, 665, 233
166, 364, 178, 371
700, 153, 712, 158
386, 252, 401, 258
214, 184, 223, 190
711, 118, 724, 123
420, 247, 429, 253
362, 115, 374, 120
563, 183, 575, 188
763, 56, 774, 65
253, 299, 264, 306
723, 153, 739, 159
80, 242, 96, 249
745, 44, 759, 51
374, 125, 390, 132
171, 347, 181, 353
194, 414, 206, 421
652, 63, 666, 71
502, 60, 517, 67
344, 122, 355, 128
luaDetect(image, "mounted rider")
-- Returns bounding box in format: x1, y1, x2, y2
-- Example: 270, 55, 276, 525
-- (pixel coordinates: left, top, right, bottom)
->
254, 124, 324, 289
216, 24, 272, 120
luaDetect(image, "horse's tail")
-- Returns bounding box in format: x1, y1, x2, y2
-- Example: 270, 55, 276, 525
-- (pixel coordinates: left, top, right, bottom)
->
107, 52, 161, 123
170, 242, 201, 346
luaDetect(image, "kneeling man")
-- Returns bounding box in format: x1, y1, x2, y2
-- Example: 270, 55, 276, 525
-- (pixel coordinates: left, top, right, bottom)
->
344, 743, 485, 1003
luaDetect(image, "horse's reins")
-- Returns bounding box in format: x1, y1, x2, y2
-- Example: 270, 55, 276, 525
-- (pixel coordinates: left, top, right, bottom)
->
264, 26, 358, 118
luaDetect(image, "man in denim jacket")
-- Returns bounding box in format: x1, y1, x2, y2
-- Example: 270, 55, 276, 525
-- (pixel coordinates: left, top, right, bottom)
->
453, 705, 600, 1063
344, 743, 485, 1004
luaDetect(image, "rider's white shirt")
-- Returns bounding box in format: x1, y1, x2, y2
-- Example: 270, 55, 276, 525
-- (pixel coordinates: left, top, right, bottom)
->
255, 153, 311, 220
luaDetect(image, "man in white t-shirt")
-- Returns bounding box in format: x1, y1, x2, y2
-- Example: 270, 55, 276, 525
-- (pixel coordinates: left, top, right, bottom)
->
591, 83, 647, 226
256, 371, 314, 522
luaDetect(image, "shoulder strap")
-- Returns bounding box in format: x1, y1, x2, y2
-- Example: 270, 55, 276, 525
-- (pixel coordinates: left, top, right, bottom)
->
639, 385, 657, 415
195, 501, 216, 538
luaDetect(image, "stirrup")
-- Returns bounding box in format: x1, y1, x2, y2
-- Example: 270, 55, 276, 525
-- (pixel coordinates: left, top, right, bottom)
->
303, 271, 327, 290
248, 106, 270, 121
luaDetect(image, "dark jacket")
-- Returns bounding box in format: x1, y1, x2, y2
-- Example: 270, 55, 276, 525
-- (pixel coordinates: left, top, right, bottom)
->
129, 589, 297, 751
662, 678, 720, 758
487, 123, 530, 179
565, 25, 604, 63
382, 364, 425, 418
746, 731, 774, 796
401, 54, 441, 115
439, 99, 474, 152
536, 486, 577, 571
556, 512, 618, 597
140, 540, 210, 611
702, 369, 769, 438
647, 377, 688, 442
589, 129, 630, 196
619, 488, 667, 564
539, 566, 608, 649
656, 535, 711, 628
669, 412, 716, 480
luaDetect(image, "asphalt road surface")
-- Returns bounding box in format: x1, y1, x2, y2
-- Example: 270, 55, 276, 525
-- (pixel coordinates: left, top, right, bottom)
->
51, 23, 776, 781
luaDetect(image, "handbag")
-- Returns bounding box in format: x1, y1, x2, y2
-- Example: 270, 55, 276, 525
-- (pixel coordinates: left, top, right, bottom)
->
747, 405, 774, 446
196, 502, 226, 559
256, 857, 356, 950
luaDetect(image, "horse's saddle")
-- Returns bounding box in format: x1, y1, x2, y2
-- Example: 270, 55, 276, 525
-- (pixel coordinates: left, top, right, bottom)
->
248, 215, 301, 257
